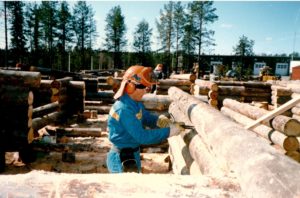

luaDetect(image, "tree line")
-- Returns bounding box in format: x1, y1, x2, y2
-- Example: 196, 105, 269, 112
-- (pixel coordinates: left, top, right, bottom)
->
1, 1, 297, 76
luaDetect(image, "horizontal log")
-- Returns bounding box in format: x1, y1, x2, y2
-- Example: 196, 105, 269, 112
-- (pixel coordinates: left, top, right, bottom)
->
56, 127, 101, 137
141, 94, 172, 111
168, 86, 300, 197
214, 80, 271, 89
0, 69, 41, 88
0, 85, 34, 106
32, 101, 59, 118
194, 79, 218, 91
291, 106, 300, 115
169, 73, 196, 82
158, 79, 192, 86
85, 105, 111, 114
191, 84, 210, 95
220, 107, 299, 152
32, 112, 65, 131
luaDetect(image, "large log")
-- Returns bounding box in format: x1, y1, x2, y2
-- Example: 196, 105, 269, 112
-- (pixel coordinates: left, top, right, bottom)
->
0, 85, 34, 106
141, 94, 172, 111
223, 98, 300, 136
0, 69, 41, 88
168, 136, 190, 175
169, 73, 196, 82
194, 79, 218, 92
220, 107, 299, 152
169, 102, 225, 176
85, 105, 111, 114
168, 86, 300, 198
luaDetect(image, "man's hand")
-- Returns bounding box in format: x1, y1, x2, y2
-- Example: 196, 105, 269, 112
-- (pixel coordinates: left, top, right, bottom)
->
157, 115, 172, 128
169, 122, 185, 137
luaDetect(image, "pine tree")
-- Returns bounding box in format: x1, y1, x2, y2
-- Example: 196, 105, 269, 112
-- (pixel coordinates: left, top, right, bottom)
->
104, 5, 127, 69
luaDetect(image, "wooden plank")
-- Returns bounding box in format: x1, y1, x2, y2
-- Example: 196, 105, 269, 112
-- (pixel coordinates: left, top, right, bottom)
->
245, 96, 300, 130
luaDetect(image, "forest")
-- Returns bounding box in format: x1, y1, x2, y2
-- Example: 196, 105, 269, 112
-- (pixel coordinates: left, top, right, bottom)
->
0, 1, 297, 77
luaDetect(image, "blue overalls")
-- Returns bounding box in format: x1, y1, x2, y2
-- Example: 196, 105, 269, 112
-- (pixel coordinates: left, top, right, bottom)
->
106, 94, 170, 173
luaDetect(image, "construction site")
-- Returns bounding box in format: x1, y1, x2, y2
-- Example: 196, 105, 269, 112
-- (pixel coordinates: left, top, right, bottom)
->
0, 66, 300, 197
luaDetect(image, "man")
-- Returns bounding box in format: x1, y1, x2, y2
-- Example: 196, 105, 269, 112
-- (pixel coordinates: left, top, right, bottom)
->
151, 64, 164, 93
106, 65, 184, 173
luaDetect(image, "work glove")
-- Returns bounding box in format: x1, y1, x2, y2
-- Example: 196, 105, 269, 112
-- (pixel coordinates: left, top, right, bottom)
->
169, 122, 185, 137
157, 115, 172, 128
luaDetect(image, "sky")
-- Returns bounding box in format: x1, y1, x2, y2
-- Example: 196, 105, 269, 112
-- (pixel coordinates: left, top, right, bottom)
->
1, 1, 300, 56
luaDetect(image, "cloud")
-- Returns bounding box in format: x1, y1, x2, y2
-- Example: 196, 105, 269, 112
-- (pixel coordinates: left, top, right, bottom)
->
220, 23, 233, 29
265, 37, 273, 42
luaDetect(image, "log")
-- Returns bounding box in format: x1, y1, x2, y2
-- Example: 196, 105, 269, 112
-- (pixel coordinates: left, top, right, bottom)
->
32, 101, 59, 118
168, 136, 190, 175
208, 90, 218, 100
31, 142, 101, 152
220, 106, 300, 152
245, 96, 300, 130
56, 127, 101, 137
169, 102, 225, 176
0, 85, 34, 106
158, 79, 192, 86
32, 112, 65, 131
141, 94, 172, 111
156, 84, 190, 92
291, 106, 300, 115
191, 84, 210, 95
85, 105, 111, 114
168, 86, 300, 197
0, 69, 41, 88
214, 80, 271, 89
169, 73, 196, 82
285, 151, 300, 162
283, 136, 300, 152
223, 98, 300, 136
194, 79, 218, 91
271, 85, 292, 96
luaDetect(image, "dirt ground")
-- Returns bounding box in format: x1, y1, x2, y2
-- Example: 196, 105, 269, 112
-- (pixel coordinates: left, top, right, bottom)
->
3, 114, 170, 175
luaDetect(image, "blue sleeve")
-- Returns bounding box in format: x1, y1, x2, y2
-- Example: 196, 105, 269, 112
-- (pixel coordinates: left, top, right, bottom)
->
119, 108, 169, 145
141, 104, 159, 128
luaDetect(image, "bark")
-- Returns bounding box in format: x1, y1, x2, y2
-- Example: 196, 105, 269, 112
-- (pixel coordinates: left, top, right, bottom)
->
56, 127, 101, 137
0, 70, 41, 88
158, 79, 192, 86
32, 101, 59, 118
85, 105, 111, 114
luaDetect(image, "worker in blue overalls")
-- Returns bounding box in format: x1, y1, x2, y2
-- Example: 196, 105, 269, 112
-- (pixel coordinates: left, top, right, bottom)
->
106, 65, 184, 173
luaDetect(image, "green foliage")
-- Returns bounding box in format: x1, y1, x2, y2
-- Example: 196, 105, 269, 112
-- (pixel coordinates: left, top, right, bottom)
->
104, 5, 127, 68
233, 35, 255, 56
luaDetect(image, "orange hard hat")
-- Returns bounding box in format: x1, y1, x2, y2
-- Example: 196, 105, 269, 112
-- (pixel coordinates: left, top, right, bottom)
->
114, 65, 157, 99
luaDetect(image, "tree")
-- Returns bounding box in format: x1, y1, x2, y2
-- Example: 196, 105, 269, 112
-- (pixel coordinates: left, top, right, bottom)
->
104, 5, 127, 69
189, 1, 218, 74
40, 1, 59, 69
133, 19, 152, 65
233, 35, 254, 56
7, 1, 26, 63
24, 2, 42, 66
73, 1, 96, 70
233, 35, 254, 74
57, 1, 73, 70
173, 1, 185, 72
156, 1, 174, 75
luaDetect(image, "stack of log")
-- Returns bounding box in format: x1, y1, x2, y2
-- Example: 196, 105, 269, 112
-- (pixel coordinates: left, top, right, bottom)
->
0, 70, 41, 168
270, 85, 292, 108
221, 98, 300, 162
190, 79, 218, 108
167, 87, 300, 197
191, 80, 272, 109
155, 79, 192, 95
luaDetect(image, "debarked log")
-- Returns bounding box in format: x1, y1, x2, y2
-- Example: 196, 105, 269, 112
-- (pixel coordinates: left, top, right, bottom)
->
169, 73, 196, 82
223, 98, 300, 136
168, 86, 300, 198
220, 107, 300, 152
141, 94, 172, 111
194, 79, 218, 92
